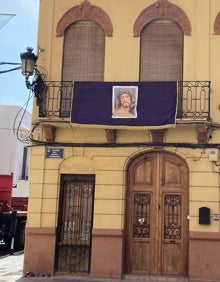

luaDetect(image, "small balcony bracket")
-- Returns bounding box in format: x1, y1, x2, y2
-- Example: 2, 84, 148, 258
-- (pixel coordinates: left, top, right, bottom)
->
150, 129, 167, 148
196, 124, 212, 144
105, 129, 116, 143
42, 124, 56, 143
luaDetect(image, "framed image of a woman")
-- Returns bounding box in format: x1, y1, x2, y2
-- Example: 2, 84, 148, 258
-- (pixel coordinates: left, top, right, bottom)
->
112, 86, 138, 118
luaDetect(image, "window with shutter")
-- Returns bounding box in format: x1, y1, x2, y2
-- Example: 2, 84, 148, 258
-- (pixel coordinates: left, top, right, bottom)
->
140, 19, 183, 81
60, 21, 105, 117
140, 19, 183, 117
62, 21, 105, 82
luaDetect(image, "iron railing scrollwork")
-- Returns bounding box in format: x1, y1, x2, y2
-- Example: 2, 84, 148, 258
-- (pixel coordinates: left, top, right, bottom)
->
38, 81, 211, 121
39, 81, 73, 118
133, 193, 151, 238
55, 174, 95, 273
164, 194, 182, 240
178, 81, 211, 120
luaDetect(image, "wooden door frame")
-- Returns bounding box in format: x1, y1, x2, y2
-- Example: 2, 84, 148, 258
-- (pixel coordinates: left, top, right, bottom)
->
124, 150, 189, 276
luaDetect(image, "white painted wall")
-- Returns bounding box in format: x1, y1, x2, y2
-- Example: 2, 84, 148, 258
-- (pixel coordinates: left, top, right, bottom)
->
0, 105, 31, 197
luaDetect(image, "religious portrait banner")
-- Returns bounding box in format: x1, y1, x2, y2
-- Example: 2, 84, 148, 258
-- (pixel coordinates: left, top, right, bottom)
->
71, 81, 178, 129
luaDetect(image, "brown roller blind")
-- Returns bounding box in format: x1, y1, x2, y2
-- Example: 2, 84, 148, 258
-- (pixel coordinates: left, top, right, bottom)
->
140, 19, 183, 81
62, 21, 105, 81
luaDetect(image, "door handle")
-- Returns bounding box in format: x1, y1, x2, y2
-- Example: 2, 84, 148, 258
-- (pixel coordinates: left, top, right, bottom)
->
170, 240, 175, 243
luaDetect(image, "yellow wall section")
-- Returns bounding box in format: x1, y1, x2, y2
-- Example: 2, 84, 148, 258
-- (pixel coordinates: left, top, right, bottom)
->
28, 144, 220, 232
28, 0, 220, 234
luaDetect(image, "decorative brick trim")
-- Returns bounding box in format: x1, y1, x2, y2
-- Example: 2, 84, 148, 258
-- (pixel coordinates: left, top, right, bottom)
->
214, 11, 220, 35
133, 0, 191, 37
56, 0, 113, 37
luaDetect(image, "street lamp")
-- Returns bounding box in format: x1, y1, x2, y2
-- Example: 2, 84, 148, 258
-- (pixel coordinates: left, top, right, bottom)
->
20, 47, 47, 105
20, 47, 38, 77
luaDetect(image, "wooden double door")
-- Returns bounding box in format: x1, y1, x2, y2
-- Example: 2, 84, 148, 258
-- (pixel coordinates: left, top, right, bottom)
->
125, 151, 189, 276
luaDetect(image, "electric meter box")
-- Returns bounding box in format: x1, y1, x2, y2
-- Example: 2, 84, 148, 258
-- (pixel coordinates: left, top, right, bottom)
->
209, 149, 219, 161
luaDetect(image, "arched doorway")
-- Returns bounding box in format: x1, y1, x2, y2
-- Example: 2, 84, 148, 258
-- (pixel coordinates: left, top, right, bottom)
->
125, 151, 189, 276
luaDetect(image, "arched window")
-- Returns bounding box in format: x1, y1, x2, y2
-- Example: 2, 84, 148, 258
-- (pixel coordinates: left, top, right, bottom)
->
60, 21, 105, 117
140, 19, 183, 81
56, 0, 112, 117
62, 21, 105, 81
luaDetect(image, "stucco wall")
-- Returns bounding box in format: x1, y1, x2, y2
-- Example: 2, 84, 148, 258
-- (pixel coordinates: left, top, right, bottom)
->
25, 0, 220, 279
27, 142, 220, 232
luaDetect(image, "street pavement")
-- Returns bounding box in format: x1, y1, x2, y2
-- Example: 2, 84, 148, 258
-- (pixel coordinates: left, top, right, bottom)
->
0, 251, 201, 282
0, 251, 24, 282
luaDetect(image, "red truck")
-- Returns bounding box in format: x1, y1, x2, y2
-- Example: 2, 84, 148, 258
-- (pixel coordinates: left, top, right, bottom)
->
0, 174, 28, 253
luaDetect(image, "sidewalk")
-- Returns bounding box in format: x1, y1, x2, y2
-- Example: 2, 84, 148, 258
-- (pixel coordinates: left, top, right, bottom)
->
0, 251, 192, 282
0, 251, 24, 282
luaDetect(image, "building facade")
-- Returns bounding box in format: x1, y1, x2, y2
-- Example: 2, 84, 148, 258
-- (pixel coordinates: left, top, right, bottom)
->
0, 105, 31, 197
24, 0, 220, 281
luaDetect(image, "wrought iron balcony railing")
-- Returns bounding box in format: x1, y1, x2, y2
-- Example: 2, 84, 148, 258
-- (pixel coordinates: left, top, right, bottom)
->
38, 81, 211, 121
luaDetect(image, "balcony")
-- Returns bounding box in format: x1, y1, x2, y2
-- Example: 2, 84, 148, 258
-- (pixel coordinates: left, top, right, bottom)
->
37, 81, 211, 122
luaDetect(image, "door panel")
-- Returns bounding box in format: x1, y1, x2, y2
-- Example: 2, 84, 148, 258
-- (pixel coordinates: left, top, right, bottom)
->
125, 152, 189, 276
163, 241, 181, 274
131, 193, 151, 273
132, 241, 151, 272
162, 194, 183, 275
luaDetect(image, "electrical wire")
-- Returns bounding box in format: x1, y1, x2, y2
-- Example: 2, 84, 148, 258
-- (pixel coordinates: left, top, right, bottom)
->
0, 66, 21, 74
13, 89, 33, 144
0, 13, 16, 30
27, 135, 220, 149
0, 61, 21, 65
0, 61, 21, 74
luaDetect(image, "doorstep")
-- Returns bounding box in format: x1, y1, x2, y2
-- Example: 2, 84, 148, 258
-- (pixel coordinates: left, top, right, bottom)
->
123, 274, 188, 281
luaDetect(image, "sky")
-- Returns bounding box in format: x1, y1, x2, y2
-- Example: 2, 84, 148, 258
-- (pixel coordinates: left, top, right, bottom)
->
0, 0, 40, 112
